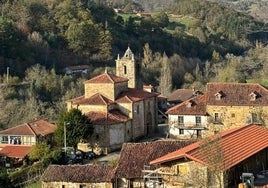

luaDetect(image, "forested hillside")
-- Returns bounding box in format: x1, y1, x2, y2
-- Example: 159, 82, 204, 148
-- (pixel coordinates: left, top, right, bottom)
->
0, 0, 267, 129
208, 0, 268, 22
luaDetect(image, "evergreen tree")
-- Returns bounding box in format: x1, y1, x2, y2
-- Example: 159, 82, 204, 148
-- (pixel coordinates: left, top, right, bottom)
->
159, 52, 172, 96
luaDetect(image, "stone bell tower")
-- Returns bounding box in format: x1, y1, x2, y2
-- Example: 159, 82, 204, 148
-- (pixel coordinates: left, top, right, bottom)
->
116, 47, 142, 89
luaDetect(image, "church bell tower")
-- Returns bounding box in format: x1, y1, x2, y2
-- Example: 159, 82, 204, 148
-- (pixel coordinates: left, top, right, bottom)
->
116, 47, 142, 89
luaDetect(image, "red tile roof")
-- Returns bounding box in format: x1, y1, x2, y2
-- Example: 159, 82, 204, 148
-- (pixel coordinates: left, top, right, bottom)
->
86, 110, 129, 125
41, 165, 115, 183
0, 119, 56, 136
168, 89, 198, 102
68, 93, 114, 105
116, 89, 159, 103
84, 73, 128, 84
206, 83, 268, 106
166, 95, 207, 115
0, 145, 32, 158
150, 124, 268, 171
115, 140, 193, 179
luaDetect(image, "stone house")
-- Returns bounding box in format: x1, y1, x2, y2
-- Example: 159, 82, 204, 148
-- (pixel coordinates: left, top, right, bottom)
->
166, 83, 268, 139
41, 164, 114, 188
149, 124, 268, 188
67, 47, 159, 154
206, 82, 268, 134
114, 140, 193, 188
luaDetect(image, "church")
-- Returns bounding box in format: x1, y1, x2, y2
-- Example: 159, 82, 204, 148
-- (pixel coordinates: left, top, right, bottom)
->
67, 47, 159, 154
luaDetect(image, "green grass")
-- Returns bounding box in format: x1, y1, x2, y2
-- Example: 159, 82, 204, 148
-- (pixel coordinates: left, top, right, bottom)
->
247, 79, 268, 87
24, 182, 41, 188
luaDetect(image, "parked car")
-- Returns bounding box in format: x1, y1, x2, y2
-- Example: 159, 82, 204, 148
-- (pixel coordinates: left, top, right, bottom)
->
67, 150, 84, 164
255, 170, 268, 186
84, 151, 97, 160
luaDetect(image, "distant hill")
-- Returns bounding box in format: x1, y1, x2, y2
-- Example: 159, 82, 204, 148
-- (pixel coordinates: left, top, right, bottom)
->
207, 0, 268, 22
131, 0, 267, 22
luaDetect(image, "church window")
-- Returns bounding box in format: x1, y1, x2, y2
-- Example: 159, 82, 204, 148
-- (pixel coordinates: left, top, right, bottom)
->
124, 65, 127, 74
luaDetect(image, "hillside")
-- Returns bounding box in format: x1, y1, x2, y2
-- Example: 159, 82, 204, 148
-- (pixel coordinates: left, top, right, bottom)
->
207, 0, 268, 22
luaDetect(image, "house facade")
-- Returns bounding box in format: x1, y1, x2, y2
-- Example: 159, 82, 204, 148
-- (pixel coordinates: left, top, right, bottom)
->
67, 47, 159, 154
166, 95, 209, 139
0, 118, 56, 167
0, 118, 56, 147
205, 83, 268, 135
150, 124, 268, 188
166, 83, 268, 139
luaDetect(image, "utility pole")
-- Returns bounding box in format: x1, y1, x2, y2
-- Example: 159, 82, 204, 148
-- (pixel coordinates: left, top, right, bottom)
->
6, 67, 9, 84
64, 122, 67, 156
64, 122, 70, 160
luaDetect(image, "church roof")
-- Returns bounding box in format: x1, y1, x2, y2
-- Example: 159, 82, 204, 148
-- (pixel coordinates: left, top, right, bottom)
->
86, 110, 129, 125
116, 89, 159, 103
84, 73, 128, 84
68, 93, 114, 105
122, 46, 134, 60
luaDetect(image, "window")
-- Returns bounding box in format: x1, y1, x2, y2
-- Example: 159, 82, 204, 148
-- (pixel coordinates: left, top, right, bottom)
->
135, 104, 139, 114
178, 116, 184, 125
80, 185, 86, 188
195, 116, 201, 126
174, 164, 188, 175
197, 130, 202, 138
231, 113, 235, 118
179, 129, 184, 134
124, 65, 127, 74
215, 93, 222, 100
251, 113, 258, 123
10, 136, 21, 144
62, 185, 65, 188
214, 113, 219, 122
1, 136, 8, 144
178, 164, 188, 174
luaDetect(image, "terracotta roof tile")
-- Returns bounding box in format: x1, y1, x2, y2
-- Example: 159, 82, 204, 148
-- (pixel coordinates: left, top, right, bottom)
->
86, 110, 129, 125
150, 124, 268, 171
115, 140, 193, 179
0, 119, 56, 136
168, 89, 201, 102
206, 83, 268, 106
0, 145, 32, 158
69, 93, 114, 105
84, 73, 128, 84
116, 89, 159, 103
41, 165, 114, 183
166, 95, 207, 115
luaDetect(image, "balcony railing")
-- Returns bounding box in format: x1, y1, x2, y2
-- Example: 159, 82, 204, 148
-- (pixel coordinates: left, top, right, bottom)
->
171, 122, 207, 130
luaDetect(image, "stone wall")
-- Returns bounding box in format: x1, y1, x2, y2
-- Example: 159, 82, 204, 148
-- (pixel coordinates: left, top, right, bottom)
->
84, 83, 115, 100
206, 105, 268, 135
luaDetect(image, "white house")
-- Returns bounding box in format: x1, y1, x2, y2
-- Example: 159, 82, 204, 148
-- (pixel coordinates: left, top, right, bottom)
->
166, 95, 208, 139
